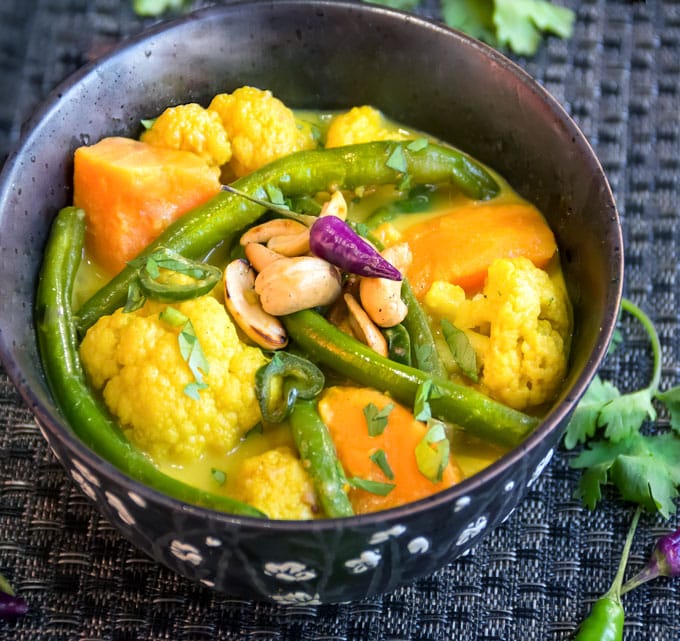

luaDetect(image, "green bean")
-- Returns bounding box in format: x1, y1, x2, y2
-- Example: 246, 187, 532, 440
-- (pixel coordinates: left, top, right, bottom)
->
36, 207, 265, 518
288, 400, 354, 518
282, 309, 538, 448
76, 140, 500, 333
400, 279, 448, 377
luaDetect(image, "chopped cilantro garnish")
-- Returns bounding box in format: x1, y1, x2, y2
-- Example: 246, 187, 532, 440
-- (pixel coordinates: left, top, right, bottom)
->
441, 318, 478, 382
370, 449, 395, 480
349, 476, 396, 496
414, 379, 442, 422
264, 184, 290, 209
160, 307, 210, 400
211, 467, 227, 486
386, 144, 408, 173
415, 420, 450, 483
406, 138, 429, 152
363, 402, 394, 436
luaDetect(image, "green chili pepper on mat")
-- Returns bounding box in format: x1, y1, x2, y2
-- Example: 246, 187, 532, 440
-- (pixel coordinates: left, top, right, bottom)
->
282, 309, 537, 448
573, 509, 641, 641
289, 399, 354, 518
76, 140, 500, 333
35, 207, 264, 518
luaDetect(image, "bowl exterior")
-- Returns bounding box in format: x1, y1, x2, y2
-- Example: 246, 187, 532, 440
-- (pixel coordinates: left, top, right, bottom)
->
0, 1, 622, 602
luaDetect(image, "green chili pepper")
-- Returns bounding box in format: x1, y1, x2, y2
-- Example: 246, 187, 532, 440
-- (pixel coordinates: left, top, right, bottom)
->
76, 140, 500, 333
135, 247, 222, 302
35, 207, 264, 518
288, 399, 353, 518
573, 509, 641, 641
255, 352, 325, 423
282, 309, 537, 448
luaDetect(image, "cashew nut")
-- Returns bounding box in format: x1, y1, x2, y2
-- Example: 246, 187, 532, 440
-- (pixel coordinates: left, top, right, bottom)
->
319, 190, 348, 220
255, 256, 342, 316
266, 230, 310, 256
244, 242, 285, 272
223, 259, 288, 350
240, 218, 309, 246
344, 293, 388, 357
359, 242, 412, 327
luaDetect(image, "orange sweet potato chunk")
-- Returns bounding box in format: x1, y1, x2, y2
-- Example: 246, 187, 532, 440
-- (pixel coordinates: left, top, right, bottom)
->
73, 136, 221, 274
318, 386, 461, 515
403, 202, 558, 298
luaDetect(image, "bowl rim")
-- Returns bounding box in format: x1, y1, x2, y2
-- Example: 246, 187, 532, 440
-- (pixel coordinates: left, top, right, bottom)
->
0, 0, 623, 531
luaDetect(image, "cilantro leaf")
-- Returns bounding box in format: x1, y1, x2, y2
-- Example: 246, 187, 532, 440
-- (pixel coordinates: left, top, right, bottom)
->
178, 320, 210, 384
493, 0, 575, 55
599, 389, 656, 443
610, 433, 680, 518
441, 0, 496, 44
574, 462, 609, 510
370, 449, 395, 480
656, 386, 680, 434
563, 375, 620, 449
406, 138, 429, 152
211, 467, 227, 486
415, 419, 450, 483
363, 402, 394, 436
386, 145, 408, 173
440, 0, 574, 56
566, 298, 680, 517
440, 318, 478, 382
414, 381, 432, 422
349, 476, 396, 496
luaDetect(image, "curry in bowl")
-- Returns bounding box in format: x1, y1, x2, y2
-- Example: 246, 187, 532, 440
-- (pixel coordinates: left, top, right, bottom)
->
37, 86, 572, 521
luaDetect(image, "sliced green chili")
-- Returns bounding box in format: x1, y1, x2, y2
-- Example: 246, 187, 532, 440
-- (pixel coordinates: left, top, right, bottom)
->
255, 352, 325, 423
382, 324, 412, 366
135, 247, 222, 303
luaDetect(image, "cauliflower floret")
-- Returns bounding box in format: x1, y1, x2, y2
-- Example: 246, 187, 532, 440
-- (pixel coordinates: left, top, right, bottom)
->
425, 256, 571, 410
79, 296, 267, 463
231, 447, 318, 520
141, 103, 232, 168
208, 86, 316, 178
325, 105, 409, 148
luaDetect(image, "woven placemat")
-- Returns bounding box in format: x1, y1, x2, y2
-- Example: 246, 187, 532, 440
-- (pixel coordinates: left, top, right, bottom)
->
1, 1, 679, 639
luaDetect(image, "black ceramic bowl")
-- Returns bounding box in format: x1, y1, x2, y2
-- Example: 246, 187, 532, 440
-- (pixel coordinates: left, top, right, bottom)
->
0, 1, 622, 603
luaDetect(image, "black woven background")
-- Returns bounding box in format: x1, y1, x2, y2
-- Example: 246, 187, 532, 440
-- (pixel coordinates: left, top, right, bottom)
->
1, 1, 679, 639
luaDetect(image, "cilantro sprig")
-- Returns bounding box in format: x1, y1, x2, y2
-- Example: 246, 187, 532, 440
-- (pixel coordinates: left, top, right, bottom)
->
564, 298, 680, 518
366, 0, 575, 56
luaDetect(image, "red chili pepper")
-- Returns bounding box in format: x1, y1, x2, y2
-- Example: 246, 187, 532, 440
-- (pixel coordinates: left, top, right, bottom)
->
309, 215, 402, 281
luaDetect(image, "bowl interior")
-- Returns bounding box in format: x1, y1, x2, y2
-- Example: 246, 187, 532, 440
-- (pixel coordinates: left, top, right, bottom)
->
0, 1, 621, 520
